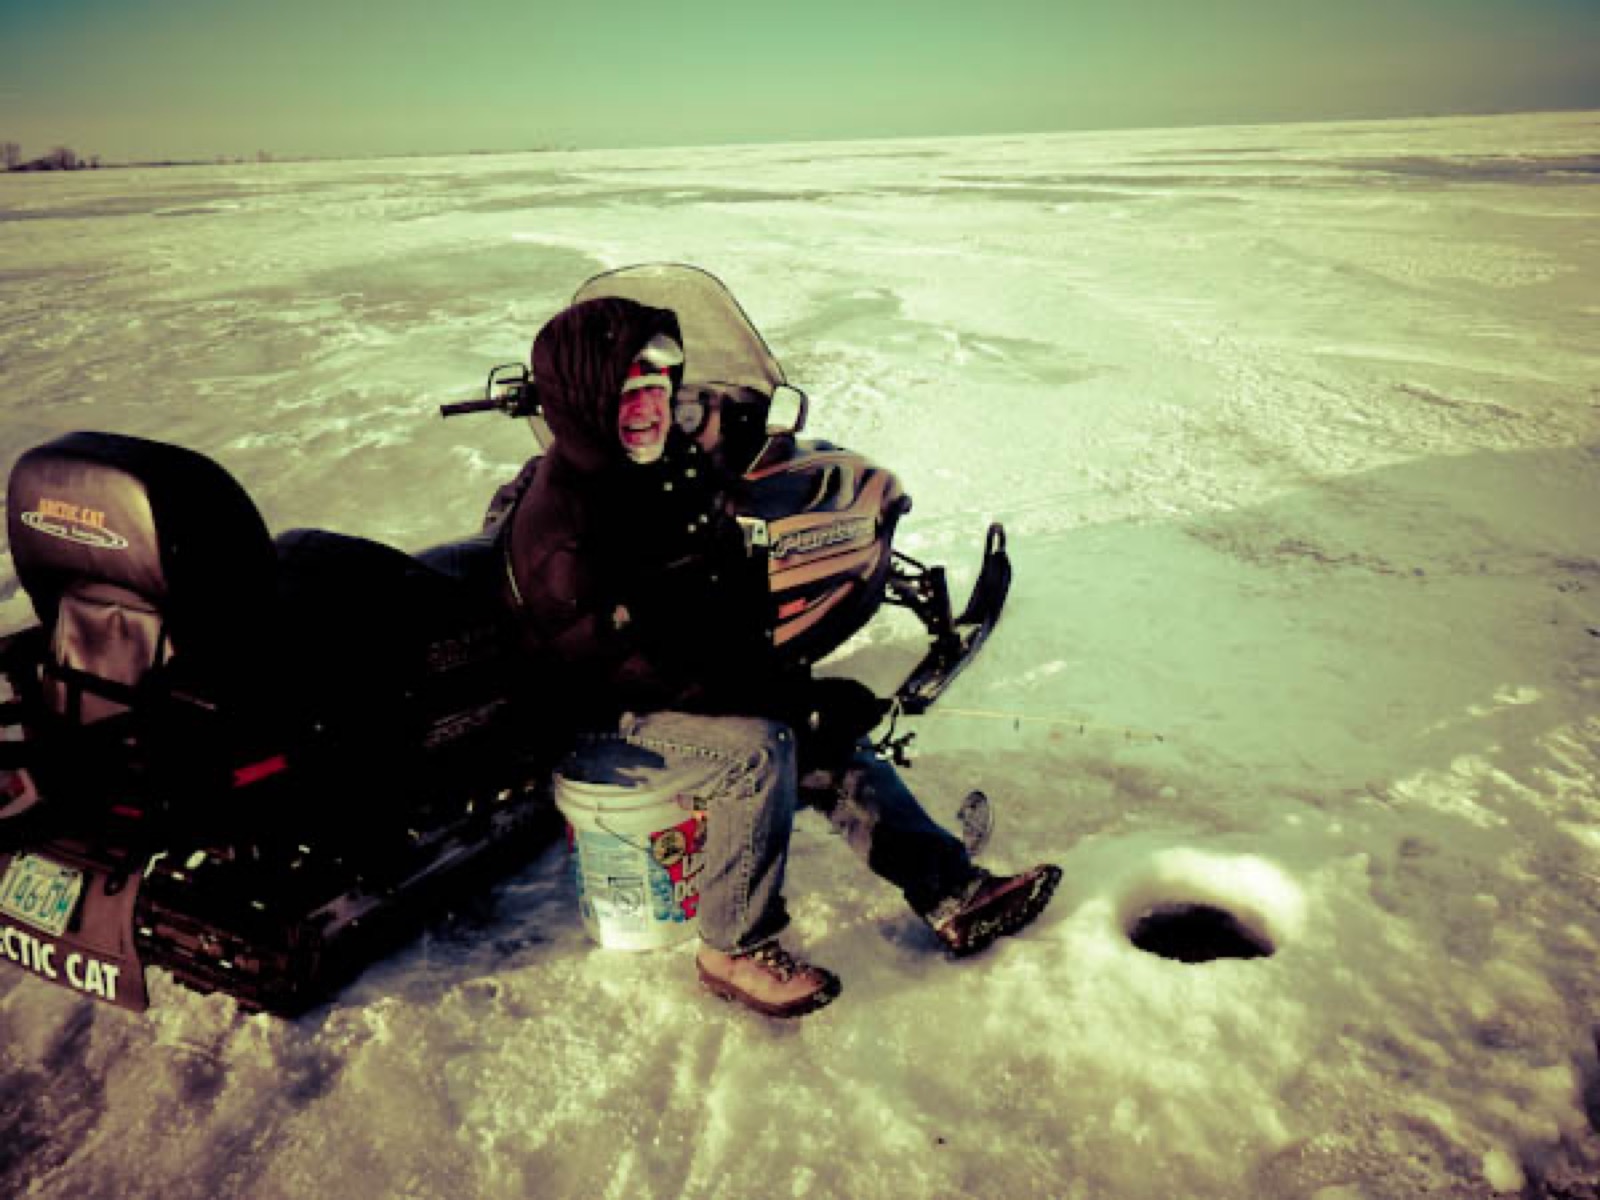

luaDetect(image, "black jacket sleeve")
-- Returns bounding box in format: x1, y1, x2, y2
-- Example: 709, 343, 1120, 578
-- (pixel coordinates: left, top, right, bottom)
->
505, 445, 815, 721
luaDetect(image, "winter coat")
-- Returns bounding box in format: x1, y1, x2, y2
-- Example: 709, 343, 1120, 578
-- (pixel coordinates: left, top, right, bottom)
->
502, 297, 785, 733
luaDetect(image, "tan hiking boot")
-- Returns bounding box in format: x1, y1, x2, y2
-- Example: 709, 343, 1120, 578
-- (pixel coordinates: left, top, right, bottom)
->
696, 942, 842, 1018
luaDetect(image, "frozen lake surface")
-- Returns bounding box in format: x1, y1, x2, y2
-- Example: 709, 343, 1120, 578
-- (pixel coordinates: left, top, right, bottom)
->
2, 111, 1599, 1198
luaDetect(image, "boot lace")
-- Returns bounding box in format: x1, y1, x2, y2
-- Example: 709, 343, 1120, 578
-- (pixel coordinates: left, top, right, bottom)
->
742, 942, 803, 982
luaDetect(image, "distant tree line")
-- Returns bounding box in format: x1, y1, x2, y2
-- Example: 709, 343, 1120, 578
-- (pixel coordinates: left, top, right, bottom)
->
0, 140, 284, 170
2, 142, 103, 171
2, 139, 567, 170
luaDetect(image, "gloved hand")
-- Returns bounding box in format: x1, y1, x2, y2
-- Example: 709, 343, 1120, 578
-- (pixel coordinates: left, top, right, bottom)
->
789, 677, 891, 769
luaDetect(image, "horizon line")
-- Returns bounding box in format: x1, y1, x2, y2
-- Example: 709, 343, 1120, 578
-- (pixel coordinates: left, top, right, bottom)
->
6, 104, 1596, 173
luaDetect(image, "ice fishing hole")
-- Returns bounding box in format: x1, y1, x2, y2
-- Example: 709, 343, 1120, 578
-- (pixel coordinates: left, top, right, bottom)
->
1126, 902, 1276, 963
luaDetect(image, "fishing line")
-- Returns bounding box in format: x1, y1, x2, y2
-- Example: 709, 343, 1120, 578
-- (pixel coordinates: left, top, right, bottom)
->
912, 705, 1167, 744
874, 700, 1166, 765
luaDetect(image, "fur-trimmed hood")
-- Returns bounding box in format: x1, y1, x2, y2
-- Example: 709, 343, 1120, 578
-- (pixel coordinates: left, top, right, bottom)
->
531, 297, 683, 475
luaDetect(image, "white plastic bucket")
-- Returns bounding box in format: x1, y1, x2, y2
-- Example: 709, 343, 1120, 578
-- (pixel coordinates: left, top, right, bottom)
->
553, 772, 707, 951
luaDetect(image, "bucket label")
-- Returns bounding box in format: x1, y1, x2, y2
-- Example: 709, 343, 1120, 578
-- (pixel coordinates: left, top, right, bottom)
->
649, 815, 707, 922
570, 811, 707, 932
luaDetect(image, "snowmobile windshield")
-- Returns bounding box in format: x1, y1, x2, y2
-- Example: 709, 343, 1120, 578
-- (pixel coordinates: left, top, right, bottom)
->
573, 265, 786, 397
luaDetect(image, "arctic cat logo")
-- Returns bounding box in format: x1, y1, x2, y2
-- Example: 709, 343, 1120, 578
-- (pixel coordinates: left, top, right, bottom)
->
21, 498, 129, 551
422, 699, 508, 749
0, 921, 124, 1002
770, 517, 874, 561
425, 625, 501, 673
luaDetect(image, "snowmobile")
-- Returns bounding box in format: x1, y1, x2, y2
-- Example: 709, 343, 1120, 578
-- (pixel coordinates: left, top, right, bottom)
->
0, 263, 1010, 1017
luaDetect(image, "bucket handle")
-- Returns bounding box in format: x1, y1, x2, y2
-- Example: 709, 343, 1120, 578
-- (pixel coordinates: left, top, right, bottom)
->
589, 807, 708, 856
592, 814, 652, 854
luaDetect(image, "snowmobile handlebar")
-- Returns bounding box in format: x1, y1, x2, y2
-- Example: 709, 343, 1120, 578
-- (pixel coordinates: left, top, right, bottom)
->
439, 362, 540, 420
439, 397, 504, 418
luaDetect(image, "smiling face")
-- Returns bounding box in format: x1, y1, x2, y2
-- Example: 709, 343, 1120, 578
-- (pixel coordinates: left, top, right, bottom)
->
617, 383, 672, 464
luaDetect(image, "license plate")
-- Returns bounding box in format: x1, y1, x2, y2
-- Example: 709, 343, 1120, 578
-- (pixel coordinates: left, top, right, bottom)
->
0, 854, 85, 937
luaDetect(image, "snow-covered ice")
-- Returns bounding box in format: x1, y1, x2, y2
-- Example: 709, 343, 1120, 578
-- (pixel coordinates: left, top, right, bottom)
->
1, 111, 1598, 1198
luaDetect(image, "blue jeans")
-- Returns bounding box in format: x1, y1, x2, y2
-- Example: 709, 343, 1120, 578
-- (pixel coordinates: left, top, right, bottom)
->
561, 711, 799, 953
559, 711, 977, 953
800, 751, 978, 917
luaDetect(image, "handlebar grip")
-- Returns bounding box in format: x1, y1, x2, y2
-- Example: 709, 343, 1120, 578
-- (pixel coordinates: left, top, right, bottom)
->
439, 398, 501, 418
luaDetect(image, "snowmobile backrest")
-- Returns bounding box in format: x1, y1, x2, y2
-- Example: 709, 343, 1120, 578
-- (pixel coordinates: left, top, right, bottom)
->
7, 432, 277, 691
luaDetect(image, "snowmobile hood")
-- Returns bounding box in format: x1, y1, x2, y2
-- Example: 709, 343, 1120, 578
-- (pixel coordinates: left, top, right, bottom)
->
531, 297, 683, 476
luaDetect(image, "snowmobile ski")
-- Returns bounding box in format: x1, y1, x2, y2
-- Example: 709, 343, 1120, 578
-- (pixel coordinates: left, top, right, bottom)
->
888, 523, 1012, 716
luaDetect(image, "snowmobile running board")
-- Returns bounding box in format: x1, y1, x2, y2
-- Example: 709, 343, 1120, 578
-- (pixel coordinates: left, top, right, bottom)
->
887, 522, 1011, 716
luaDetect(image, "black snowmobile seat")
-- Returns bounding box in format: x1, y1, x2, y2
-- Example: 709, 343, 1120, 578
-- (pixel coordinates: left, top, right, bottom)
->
273, 525, 499, 680
6, 431, 277, 721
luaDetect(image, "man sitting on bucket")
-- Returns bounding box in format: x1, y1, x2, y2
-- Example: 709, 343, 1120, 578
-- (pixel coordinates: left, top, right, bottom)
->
502, 295, 1060, 1019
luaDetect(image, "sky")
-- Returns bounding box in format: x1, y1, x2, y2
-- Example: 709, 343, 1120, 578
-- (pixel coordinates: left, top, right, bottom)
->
1, 0, 1598, 162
